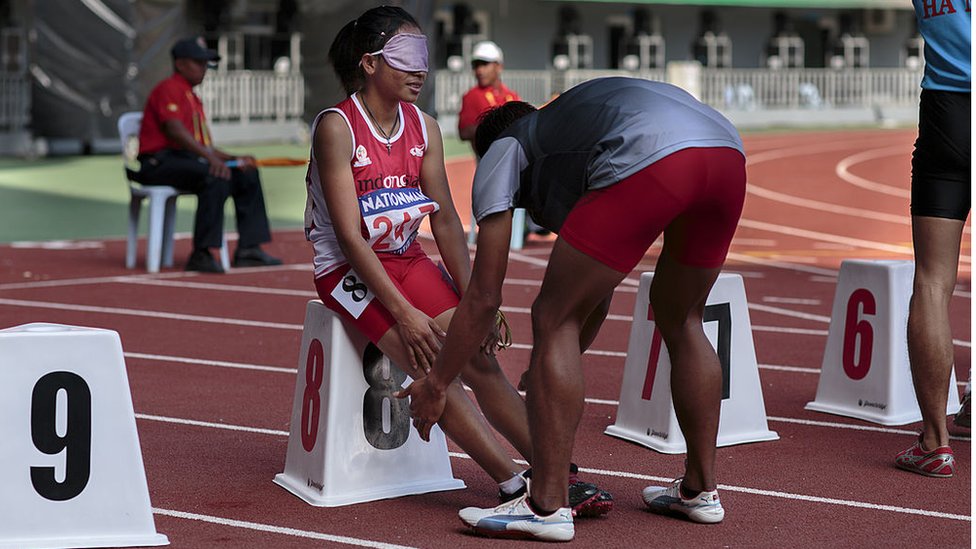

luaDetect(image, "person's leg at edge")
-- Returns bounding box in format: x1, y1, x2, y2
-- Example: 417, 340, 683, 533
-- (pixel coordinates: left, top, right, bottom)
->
580, 296, 612, 352
908, 215, 965, 451
525, 239, 626, 512
447, 311, 533, 461
650, 243, 723, 494
374, 321, 521, 484
518, 296, 612, 393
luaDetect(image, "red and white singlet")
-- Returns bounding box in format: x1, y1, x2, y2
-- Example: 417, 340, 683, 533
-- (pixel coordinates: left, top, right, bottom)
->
305, 94, 439, 277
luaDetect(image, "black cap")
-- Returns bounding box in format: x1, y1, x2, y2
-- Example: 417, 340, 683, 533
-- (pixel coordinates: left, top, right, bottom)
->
170, 36, 220, 62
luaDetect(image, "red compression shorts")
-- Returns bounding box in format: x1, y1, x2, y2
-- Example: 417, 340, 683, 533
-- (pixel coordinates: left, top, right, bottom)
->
559, 146, 746, 273
313, 244, 460, 343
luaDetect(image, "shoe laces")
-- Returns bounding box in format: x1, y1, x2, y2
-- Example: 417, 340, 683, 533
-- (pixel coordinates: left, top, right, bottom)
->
493, 493, 531, 514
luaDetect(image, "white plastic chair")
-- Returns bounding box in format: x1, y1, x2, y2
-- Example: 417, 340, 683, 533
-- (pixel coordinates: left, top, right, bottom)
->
117, 112, 229, 273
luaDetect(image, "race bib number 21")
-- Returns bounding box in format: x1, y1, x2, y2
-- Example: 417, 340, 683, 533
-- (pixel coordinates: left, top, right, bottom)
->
331, 271, 374, 319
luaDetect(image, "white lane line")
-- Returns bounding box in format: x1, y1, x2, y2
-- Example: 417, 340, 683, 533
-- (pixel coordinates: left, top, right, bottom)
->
152, 508, 417, 549
166, 404, 963, 443
110, 349, 808, 384
748, 302, 832, 323
746, 137, 897, 167
120, 275, 645, 296
726, 252, 840, 277
761, 364, 821, 374
716, 485, 968, 522
507, 249, 644, 286
136, 414, 966, 523
4, 296, 969, 348
119, 278, 318, 297
0, 273, 187, 291
0, 298, 304, 331
762, 296, 822, 306
739, 219, 916, 256
125, 352, 298, 374
747, 183, 912, 226
135, 413, 288, 436
834, 145, 911, 199
0, 269, 632, 296
513, 302, 833, 327
744, 139, 971, 244
769, 416, 970, 441
133, 350, 975, 389
569, 463, 970, 522
753, 325, 828, 336
734, 238, 779, 247
0, 263, 309, 291
128, 350, 938, 386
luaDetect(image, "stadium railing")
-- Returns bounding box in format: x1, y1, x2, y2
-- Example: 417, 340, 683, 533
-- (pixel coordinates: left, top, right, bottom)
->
434, 67, 923, 126
196, 70, 307, 144
198, 70, 305, 124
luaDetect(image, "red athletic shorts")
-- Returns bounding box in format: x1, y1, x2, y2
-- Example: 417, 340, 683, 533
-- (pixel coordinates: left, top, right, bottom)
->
559, 146, 746, 273
313, 244, 460, 343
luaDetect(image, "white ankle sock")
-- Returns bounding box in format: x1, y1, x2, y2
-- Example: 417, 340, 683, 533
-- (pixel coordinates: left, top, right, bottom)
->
499, 473, 526, 495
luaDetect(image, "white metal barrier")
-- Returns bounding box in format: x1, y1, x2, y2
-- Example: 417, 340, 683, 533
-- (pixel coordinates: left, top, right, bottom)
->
699, 68, 923, 109
198, 70, 305, 124
434, 67, 922, 115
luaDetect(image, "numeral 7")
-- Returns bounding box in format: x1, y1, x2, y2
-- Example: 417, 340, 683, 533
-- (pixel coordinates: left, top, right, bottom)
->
641, 302, 731, 401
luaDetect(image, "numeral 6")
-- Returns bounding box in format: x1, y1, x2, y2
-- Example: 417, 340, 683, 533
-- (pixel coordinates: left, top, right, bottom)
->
842, 288, 875, 380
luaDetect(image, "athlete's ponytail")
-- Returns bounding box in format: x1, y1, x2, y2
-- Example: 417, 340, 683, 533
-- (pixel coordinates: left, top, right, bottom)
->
328, 6, 422, 95
475, 101, 538, 158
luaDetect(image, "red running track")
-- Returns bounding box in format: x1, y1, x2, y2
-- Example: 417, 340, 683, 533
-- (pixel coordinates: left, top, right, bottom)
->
0, 128, 969, 548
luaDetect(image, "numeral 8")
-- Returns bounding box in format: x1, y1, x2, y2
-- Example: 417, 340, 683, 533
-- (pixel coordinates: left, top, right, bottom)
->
362, 344, 410, 450
300, 338, 325, 451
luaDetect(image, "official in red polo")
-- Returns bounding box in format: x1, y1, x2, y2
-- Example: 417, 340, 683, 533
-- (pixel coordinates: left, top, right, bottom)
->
137, 36, 281, 273
457, 41, 521, 155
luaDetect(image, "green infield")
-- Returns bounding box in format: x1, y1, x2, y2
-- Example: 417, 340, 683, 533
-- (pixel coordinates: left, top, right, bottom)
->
0, 137, 474, 243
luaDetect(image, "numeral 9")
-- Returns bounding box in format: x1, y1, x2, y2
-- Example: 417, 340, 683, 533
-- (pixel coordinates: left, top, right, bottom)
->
30, 372, 92, 501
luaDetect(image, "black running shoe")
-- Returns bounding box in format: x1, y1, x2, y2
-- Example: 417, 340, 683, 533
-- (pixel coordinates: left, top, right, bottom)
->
501, 463, 614, 518
567, 463, 614, 518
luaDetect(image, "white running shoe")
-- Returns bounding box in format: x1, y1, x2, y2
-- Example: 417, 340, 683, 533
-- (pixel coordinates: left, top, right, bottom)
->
642, 478, 725, 524
459, 493, 574, 542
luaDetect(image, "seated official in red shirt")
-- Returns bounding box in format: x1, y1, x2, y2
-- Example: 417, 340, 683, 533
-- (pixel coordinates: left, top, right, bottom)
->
136, 36, 281, 273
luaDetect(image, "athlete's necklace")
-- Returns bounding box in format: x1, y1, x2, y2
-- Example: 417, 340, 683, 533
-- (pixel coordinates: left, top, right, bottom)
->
361, 96, 399, 155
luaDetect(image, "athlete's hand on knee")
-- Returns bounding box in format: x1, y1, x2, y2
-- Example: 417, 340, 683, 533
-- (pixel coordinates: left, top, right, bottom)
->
395, 377, 447, 442
396, 309, 446, 372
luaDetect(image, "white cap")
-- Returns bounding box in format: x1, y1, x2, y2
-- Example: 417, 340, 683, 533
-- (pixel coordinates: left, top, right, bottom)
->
471, 41, 503, 63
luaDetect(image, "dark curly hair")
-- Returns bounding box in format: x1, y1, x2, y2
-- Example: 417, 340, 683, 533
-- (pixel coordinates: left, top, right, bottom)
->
474, 101, 538, 158
328, 6, 422, 95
